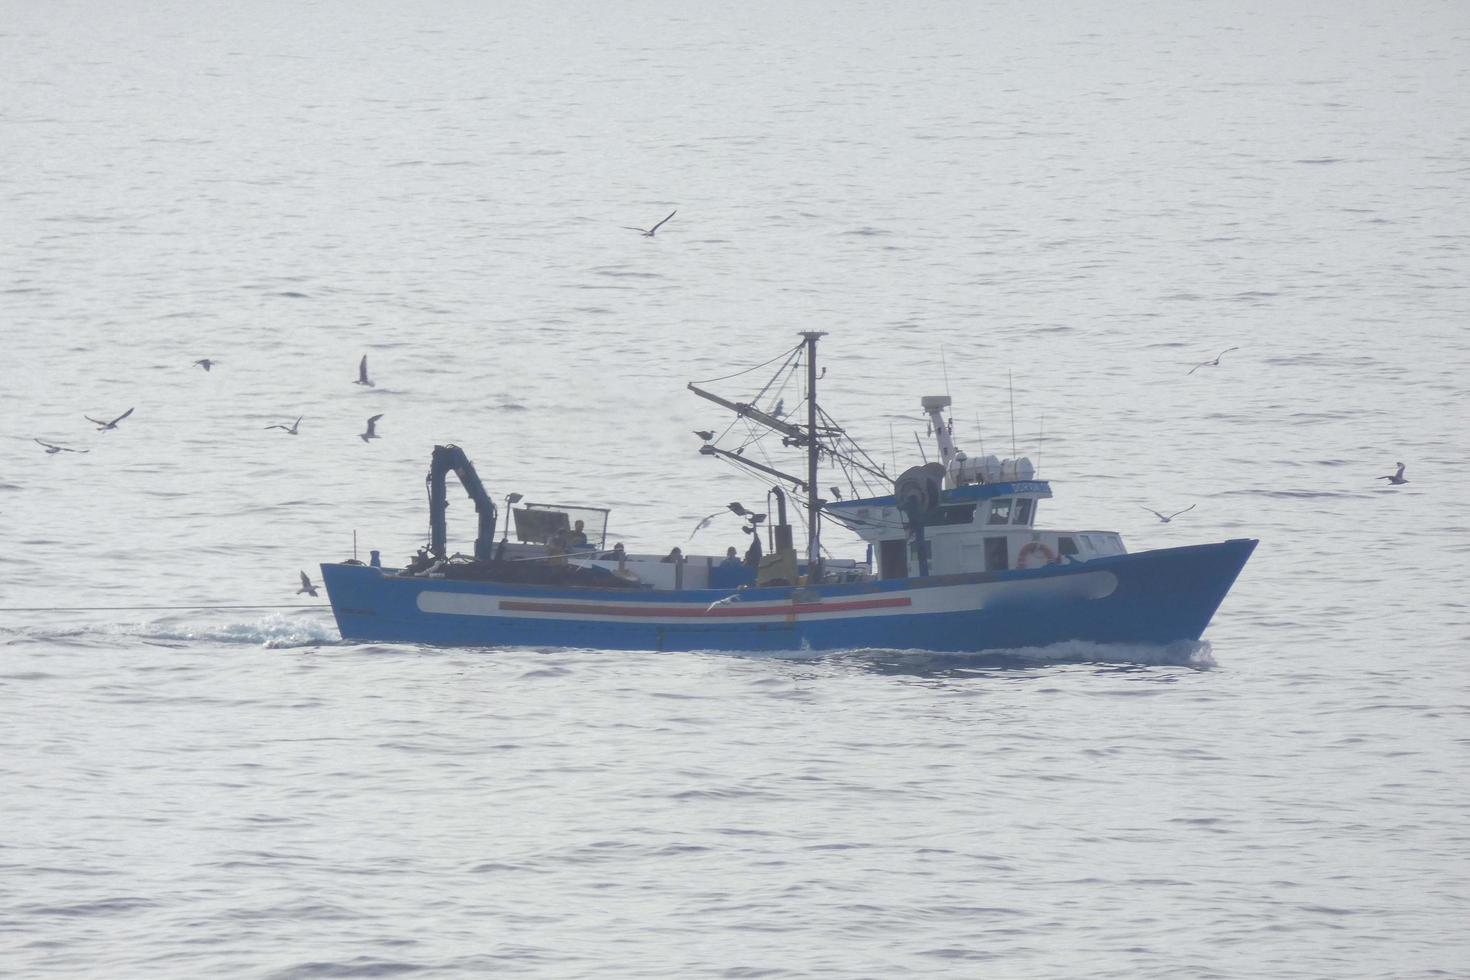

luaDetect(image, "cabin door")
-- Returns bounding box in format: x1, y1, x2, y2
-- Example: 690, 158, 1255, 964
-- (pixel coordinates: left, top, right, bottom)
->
878, 539, 907, 579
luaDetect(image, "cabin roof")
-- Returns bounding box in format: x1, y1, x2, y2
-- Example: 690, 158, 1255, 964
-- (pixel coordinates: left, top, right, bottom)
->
827, 480, 1053, 510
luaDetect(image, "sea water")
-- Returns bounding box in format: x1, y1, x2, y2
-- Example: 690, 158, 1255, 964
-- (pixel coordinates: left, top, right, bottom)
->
3, 2, 1468, 976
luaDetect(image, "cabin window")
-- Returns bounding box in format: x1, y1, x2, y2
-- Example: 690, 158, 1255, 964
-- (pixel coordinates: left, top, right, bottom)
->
984, 537, 1008, 571
931, 504, 978, 527
986, 498, 1013, 525
1057, 537, 1078, 560
1080, 534, 1096, 552
1013, 498, 1034, 525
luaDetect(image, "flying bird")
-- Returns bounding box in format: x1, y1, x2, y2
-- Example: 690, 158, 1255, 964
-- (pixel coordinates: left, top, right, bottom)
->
690, 501, 765, 540
1142, 504, 1196, 523
623, 209, 677, 237
1377, 462, 1408, 485
1187, 347, 1239, 375
694, 430, 715, 442
688, 510, 726, 540
772, 398, 785, 418
297, 571, 320, 597
354, 355, 374, 387
35, 439, 88, 454
85, 407, 134, 431
265, 416, 302, 435
193, 358, 217, 371
360, 414, 383, 442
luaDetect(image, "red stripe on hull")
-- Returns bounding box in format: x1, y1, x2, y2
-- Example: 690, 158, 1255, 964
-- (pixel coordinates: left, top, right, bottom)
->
499, 596, 913, 619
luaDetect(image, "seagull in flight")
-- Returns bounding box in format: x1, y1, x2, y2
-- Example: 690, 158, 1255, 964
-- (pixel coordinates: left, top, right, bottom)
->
265, 416, 302, 435
354, 354, 374, 387
1377, 462, 1408, 485
297, 571, 320, 597
688, 510, 726, 540
693, 430, 715, 442
85, 407, 134, 431
1142, 504, 1196, 523
623, 209, 677, 237
193, 358, 217, 372
1187, 347, 1239, 375
35, 439, 88, 454
706, 594, 742, 612
360, 414, 383, 442
689, 501, 766, 539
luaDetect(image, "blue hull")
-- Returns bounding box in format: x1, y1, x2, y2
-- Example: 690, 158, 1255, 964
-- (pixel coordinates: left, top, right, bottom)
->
321, 539, 1257, 654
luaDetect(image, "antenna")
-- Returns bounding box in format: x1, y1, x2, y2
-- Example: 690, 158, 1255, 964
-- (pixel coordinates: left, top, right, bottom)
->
940, 347, 954, 441
353, 529, 358, 562
912, 432, 929, 464
975, 415, 985, 459
1008, 370, 1017, 459
889, 422, 897, 476
1037, 414, 1044, 477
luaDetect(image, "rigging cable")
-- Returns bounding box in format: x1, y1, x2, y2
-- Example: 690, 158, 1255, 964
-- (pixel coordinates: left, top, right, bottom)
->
690, 341, 804, 386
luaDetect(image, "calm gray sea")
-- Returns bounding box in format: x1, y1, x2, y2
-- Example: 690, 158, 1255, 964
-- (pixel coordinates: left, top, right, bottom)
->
3, 2, 1469, 977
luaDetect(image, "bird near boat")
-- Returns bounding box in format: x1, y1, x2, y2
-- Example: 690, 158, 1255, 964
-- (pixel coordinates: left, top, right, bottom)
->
34, 439, 88, 454
623, 209, 677, 237
772, 398, 785, 418
688, 510, 725, 540
694, 430, 715, 442
1142, 504, 1196, 523
354, 354, 374, 387
297, 571, 320, 597
360, 414, 383, 442
193, 358, 216, 371
265, 416, 302, 435
689, 502, 764, 540
1377, 462, 1408, 485
1187, 347, 1239, 375
85, 407, 134, 431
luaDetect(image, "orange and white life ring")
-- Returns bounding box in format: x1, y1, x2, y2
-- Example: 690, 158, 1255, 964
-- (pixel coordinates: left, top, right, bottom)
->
1016, 541, 1058, 569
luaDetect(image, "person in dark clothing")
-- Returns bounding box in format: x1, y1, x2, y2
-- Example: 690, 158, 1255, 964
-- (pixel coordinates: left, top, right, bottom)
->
744, 533, 763, 568
568, 519, 589, 547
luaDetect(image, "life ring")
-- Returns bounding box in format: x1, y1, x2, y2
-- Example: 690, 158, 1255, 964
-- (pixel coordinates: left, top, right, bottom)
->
1016, 541, 1058, 569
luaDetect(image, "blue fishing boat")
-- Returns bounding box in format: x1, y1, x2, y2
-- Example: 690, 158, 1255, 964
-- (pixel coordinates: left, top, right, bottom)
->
321, 333, 1255, 654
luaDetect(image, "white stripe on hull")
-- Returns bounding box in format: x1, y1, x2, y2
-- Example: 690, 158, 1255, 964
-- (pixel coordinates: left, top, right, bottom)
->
415, 570, 1118, 624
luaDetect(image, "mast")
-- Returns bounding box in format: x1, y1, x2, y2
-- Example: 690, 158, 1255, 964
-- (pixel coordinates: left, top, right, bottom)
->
802, 330, 826, 577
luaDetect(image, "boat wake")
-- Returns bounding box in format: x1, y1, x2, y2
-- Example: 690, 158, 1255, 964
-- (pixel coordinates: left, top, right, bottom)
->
823, 638, 1216, 675
137, 614, 342, 649
5, 613, 340, 650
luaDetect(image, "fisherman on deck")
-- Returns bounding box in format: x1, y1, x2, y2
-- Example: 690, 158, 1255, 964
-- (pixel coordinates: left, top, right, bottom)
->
721, 546, 741, 567
744, 532, 762, 568
546, 529, 569, 566
568, 519, 588, 547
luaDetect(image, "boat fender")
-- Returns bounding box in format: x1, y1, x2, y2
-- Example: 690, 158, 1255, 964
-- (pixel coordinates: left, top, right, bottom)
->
1017, 541, 1058, 568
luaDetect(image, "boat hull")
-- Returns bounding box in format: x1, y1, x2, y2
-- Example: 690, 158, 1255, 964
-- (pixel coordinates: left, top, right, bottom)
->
321, 539, 1257, 654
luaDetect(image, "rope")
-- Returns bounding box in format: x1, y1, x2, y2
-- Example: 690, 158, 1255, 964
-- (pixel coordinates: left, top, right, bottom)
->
0, 603, 329, 612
